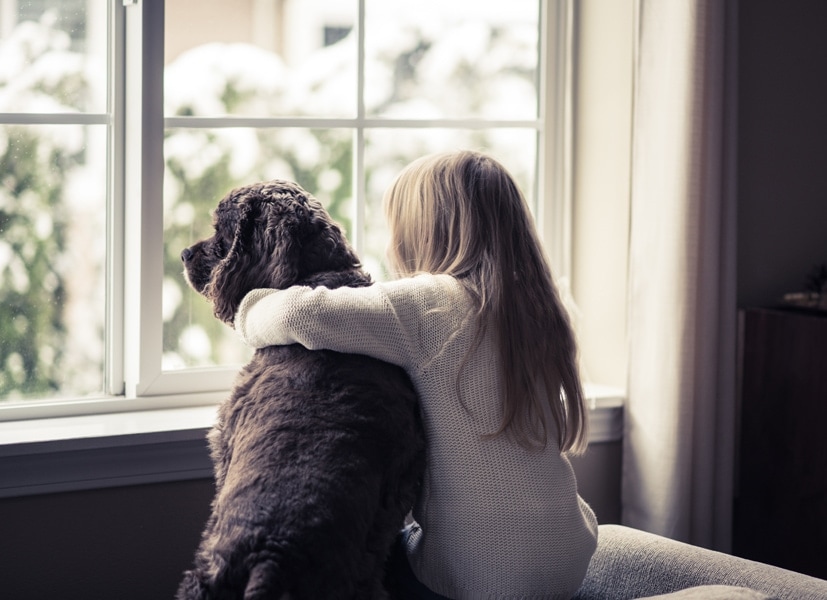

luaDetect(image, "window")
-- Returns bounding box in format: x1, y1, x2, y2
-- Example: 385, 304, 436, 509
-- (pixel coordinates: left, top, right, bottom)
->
0, 0, 573, 418
0, 0, 109, 402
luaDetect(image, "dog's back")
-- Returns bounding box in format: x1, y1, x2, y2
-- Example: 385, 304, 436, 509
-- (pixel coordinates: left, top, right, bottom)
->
179, 272, 425, 600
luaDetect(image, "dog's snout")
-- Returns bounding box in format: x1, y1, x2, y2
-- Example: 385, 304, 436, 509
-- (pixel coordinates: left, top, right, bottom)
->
181, 247, 193, 263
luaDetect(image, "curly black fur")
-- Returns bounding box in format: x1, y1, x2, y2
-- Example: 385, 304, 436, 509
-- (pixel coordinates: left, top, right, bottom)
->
178, 180, 426, 600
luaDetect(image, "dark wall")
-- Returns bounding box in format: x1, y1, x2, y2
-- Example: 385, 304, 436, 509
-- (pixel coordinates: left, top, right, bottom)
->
571, 441, 622, 525
0, 480, 214, 600
737, 0, 827, 307
0, 456, 619, 600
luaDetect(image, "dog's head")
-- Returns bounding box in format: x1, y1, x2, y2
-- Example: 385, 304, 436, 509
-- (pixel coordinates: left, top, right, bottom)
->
181, 180, 361, 324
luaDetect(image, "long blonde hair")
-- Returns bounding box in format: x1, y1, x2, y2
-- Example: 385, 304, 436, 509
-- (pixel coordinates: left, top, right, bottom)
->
383, 150, 588, 454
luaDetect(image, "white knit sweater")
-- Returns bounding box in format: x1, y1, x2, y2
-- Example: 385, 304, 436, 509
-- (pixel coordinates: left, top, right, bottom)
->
234, 273, 598, 600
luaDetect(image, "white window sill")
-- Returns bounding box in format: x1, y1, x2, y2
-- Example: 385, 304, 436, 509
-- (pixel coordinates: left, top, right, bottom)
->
0, 405, 216, 498
0, 385, 624, 499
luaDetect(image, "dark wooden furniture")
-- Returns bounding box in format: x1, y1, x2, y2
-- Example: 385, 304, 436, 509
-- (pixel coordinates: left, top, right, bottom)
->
734, 307, 827, 579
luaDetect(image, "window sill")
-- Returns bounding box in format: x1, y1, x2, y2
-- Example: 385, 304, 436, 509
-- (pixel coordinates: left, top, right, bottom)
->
0, 405, 216, 498
586, 383, 625, 444
0, 385, 624, 499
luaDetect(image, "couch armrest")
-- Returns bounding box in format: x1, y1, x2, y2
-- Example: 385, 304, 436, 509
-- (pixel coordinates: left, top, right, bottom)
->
573, 525, 827, 600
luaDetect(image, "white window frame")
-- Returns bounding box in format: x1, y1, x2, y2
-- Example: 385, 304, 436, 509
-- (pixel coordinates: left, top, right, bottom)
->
0, 0, 625, 498
131, 0, 572, 401
120, 0, 236, 402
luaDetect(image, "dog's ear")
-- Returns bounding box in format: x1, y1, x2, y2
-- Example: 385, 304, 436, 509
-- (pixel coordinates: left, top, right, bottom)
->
207, 189, 306, 323
255, 192, 306, 287
301, 203, 362, 275
207, 200, 259, 324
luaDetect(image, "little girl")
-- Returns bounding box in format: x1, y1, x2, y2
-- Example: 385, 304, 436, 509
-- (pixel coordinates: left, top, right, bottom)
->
234, 150, 598, 599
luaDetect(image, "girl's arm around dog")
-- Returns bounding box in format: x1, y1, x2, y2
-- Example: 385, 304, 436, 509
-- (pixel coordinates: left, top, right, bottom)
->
234, 272, 471, 370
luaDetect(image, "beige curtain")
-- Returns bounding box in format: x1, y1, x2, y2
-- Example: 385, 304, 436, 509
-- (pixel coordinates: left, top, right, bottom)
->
623, 0, 737, 551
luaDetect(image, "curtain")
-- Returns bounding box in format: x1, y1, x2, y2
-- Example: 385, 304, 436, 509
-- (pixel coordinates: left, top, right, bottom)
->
622, 0, 737, 551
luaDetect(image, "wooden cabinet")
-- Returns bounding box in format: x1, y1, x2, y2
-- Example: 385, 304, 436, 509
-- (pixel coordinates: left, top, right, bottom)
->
734, 308, 827, 579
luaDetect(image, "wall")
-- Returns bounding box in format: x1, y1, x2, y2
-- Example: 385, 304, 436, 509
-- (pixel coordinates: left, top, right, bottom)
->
571, 441, 622, 525
0, 480, 214, 600
737, 0, 827, 307
0, 458, 616, 599
571, 0, 634, 390
566, 0, 633, 532
569, 0, 827, 547
573, 0, 827, 365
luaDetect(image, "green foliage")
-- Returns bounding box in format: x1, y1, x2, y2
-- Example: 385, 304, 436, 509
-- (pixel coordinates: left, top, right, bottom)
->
0, 128, 78, 397
0, 14, 94, 399
2, 8, 540, 391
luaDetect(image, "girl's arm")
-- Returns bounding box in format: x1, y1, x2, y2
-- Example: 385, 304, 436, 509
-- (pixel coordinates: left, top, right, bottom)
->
234, 273, 467, 369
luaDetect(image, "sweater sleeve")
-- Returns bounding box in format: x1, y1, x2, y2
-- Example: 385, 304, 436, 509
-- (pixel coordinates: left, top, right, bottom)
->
233, 274, 468, 369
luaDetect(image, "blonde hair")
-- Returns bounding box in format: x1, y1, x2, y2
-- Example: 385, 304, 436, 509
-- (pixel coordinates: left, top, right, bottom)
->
383, 150, 588, 454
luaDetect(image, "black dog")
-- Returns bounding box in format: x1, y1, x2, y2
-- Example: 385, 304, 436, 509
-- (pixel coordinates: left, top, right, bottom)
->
178, 180, 425, 599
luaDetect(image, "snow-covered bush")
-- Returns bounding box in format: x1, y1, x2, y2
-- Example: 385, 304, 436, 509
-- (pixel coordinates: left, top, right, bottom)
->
0, 13, 102, 398
0, 6, 539, 386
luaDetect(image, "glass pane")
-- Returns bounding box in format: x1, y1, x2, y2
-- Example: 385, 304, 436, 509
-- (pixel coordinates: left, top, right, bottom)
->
165, 1, 357, 118
162, 127, 353, 370
364, 0, 539, 120
0, 1, 108, 114
0, 124, 107, 401
362, 128, 538, 280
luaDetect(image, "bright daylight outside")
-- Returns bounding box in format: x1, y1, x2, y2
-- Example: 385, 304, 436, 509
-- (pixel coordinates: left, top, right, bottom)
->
1, 0, 543, 402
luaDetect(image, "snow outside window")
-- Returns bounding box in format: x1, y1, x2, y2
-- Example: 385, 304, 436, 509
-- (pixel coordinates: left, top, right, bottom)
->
0, 0, 572, 418
0, 0, 109, 404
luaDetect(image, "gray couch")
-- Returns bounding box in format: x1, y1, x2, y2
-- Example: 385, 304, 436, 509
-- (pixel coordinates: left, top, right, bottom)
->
573, 525, 827, 600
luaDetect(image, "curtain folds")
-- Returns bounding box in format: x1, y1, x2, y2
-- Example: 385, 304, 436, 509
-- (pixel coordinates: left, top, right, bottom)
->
622, 0, 737, 551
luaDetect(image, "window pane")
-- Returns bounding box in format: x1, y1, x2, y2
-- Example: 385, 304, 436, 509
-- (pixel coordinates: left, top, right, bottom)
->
164, 1, 357, 118
0, 124, 106, 400
362, 128, 538, 280
162, 127, 352, 370
364, 0, 539, 120
0, 0, 107, 114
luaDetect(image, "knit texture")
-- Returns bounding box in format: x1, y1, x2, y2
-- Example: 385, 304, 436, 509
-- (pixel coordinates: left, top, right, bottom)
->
573, 525, 827, 600
235, 273, 598, 599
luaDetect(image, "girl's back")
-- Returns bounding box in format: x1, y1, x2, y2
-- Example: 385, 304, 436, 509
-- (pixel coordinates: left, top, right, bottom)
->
384, 274, 597, 599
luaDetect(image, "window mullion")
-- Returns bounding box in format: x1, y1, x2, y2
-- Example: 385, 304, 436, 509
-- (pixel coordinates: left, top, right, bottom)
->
106, 2, 126, 396
538, 0, 575, 282
352, 0, 367, 256
122, 0, 166, 397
